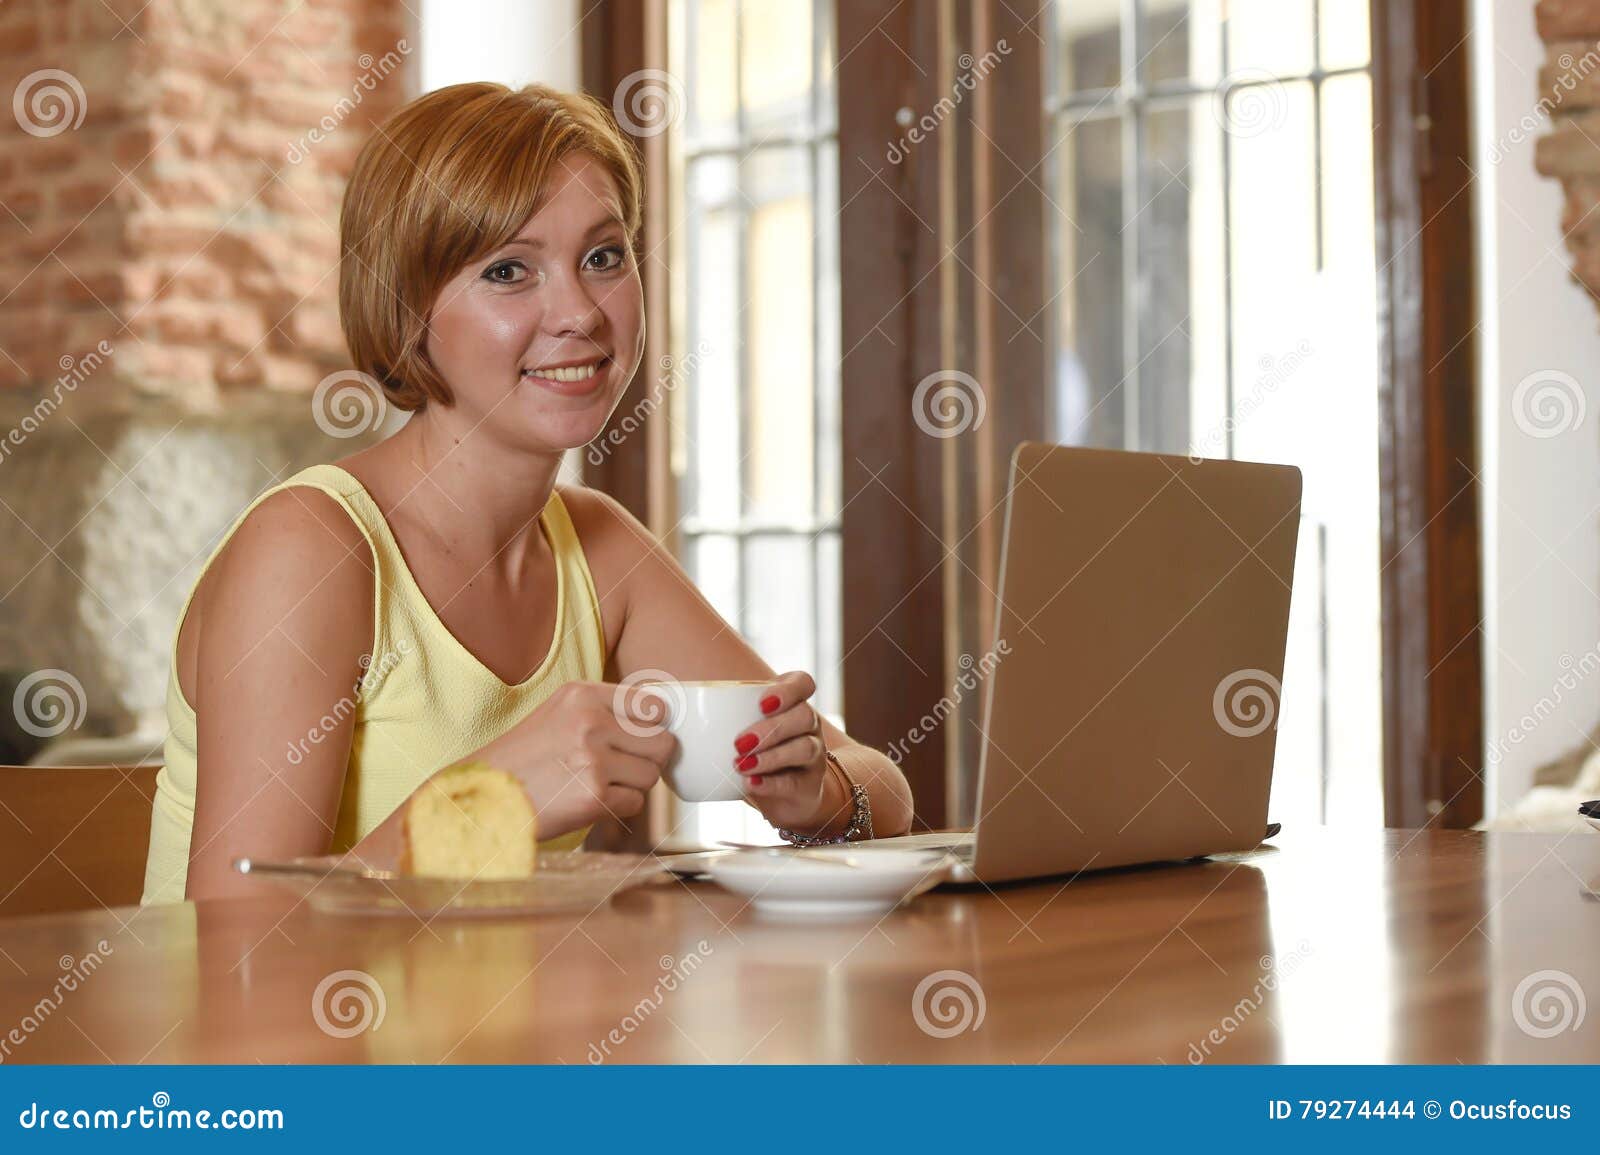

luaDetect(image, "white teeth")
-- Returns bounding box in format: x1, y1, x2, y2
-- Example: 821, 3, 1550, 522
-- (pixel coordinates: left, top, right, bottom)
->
523, 361, 602, 383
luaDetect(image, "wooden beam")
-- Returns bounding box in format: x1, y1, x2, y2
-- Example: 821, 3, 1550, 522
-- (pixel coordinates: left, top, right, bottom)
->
837, 0, 950, 829
1371, 0, 1485, 827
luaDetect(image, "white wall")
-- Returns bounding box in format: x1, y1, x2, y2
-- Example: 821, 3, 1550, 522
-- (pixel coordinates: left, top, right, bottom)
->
1472, 0, 1600, 813
418, 0, 581, 94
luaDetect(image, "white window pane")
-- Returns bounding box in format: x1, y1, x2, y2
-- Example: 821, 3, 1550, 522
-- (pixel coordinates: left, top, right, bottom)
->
1142, 0, 1226, 88
686, 534, 741, 630
1159, 97, 1229, 459
1272, 517, 1327, 820
1226, 0, 1314, 77
1043, 0, 1381, 829
686, 0, 737, 145
1054, 0, 1121, 93
667, 1, 840, 851
1321, 75, 1376, 272
1319, 0, 1371, 71
816, 140, 840, 521
744, 147, 815, 525
742, 535, 814, 677
740, 0, 813, 135
685, 157, 742, 525
1227, 80, 1317, 381
1140, 99, 1225, 454
1052, 114, 1124, 447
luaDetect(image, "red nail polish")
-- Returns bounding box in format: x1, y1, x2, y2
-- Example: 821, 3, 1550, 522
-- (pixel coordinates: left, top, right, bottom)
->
750, 775, 763, 786
734, 732, 759, 755
737, 755, 758, 772
760, 694, 780, 715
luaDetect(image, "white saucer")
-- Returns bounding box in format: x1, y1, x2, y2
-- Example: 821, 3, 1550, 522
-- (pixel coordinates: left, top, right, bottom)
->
704, 848, 953, 919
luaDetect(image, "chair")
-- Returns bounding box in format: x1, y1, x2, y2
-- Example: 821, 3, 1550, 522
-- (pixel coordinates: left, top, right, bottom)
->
0, 764, 160, 919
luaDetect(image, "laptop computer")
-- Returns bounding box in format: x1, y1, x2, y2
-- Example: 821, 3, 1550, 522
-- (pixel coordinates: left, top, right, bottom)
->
863, 441, 1302, 884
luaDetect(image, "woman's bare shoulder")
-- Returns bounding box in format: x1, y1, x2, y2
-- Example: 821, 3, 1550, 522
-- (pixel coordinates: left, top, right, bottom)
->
555, 483, 657, 556
183, 486, 376, 686
208, 487, 374, 595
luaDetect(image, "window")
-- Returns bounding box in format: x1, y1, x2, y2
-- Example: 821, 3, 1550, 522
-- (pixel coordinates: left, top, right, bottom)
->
1044, 0, 1382, 825
665, 0, 841, 843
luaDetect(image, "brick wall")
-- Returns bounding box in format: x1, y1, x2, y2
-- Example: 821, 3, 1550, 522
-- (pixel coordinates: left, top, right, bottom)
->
0, 0, 414, 410
0, 0, 415, 751
1536, 0, 1600, 306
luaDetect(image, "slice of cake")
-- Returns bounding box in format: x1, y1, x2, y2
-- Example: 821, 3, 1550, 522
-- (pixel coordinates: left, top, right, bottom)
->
400, 763, 538, 880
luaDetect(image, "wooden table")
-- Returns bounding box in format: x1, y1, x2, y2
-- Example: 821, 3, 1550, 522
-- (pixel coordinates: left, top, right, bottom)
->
0, 827, 1595, 1064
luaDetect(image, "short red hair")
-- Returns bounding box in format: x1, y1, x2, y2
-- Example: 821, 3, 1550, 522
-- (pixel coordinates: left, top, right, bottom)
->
338, 82, 644, 410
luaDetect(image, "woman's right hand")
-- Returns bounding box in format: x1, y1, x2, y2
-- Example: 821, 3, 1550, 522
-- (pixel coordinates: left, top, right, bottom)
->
472, 680, 678, 837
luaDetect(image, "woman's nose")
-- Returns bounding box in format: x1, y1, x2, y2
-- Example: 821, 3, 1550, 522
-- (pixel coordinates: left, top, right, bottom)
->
542, 269, 605, 339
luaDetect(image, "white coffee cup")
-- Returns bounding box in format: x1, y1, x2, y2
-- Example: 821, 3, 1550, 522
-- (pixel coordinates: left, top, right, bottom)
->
630, 680, 769, 803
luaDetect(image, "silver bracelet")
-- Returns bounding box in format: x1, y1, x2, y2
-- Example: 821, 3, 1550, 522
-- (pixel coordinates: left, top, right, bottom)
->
779, 752, 874, 846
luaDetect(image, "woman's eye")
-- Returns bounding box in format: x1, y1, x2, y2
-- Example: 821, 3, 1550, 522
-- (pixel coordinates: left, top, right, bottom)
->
483, 261, 527, 284
586, 246, 625, 272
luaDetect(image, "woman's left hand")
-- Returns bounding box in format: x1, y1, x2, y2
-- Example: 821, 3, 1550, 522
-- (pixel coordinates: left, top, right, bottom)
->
732, 670, 845, 833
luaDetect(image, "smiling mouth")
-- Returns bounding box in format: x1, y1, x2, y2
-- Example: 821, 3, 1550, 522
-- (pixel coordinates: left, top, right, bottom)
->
521, 358, 607, 383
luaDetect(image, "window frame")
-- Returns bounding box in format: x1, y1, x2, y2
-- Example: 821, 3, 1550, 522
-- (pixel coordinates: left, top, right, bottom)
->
582, 0, 1484, 835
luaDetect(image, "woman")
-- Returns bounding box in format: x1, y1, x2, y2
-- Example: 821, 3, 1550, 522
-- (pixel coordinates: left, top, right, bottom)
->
141, 82, 914, 904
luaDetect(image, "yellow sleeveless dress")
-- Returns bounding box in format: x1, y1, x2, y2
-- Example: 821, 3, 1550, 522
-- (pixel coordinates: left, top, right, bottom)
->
141, 464, 605, 905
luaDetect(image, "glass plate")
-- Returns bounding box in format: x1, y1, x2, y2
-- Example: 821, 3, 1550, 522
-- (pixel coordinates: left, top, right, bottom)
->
235, 851, 673, 919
